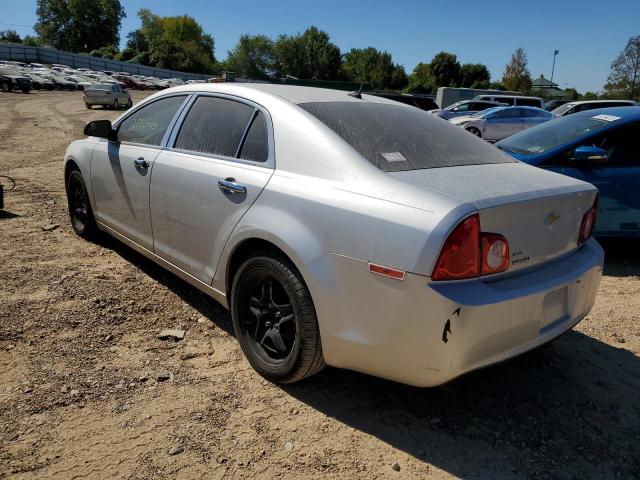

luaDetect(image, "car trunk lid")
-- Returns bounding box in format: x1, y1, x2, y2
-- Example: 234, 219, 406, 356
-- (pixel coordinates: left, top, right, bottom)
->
389, 162, 597, 275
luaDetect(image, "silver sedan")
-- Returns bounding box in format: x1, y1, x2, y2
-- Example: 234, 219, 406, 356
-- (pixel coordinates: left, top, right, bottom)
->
450, 106, 555, 142
64, 84, 603, 387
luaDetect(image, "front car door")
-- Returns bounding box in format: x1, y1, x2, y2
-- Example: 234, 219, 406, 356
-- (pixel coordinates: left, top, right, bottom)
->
149, 94, 274, 284
560, 123, 640, 236
90, 94, 189, 249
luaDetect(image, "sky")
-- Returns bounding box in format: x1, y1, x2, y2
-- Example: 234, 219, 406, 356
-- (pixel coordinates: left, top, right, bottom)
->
2, 0, 639, 93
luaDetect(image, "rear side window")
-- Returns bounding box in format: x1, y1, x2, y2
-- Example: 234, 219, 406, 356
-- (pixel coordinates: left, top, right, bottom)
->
516, 98, 542, 107
117, 95, 187, 146
175, 96, 255, 158
496, 97, 515, 105
300, 101, 515, 172
238, 111, 269, 162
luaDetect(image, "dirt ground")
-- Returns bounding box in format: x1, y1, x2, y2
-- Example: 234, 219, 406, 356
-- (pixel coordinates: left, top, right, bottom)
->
0, 90, 639, 480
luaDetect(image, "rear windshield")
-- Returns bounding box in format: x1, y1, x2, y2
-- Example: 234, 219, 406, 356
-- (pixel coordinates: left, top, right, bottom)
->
86, 84, 112, 90
299, 102, 515, 172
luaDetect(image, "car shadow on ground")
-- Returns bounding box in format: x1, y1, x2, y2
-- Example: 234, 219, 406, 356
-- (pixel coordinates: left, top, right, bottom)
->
598, 237, 640, 277
283, 332, 640, 478
0, 210, 20, 219
97, 233, 639, 478
95, 234, 234, 336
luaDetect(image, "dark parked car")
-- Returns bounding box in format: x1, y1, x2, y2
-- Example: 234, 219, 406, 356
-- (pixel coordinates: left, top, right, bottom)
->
365, 91, 439, 111
544, 99, 570, 111
0, 66, 32, 93
24, 72, 55, 91
430, 100, 506, 120
497, 106, 640, 237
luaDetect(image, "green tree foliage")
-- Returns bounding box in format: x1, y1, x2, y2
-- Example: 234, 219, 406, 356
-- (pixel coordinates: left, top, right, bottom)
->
35, 0, 125, 52
603, 35, 640, 100
582, 91, 599, 100
429, 52, 461, 88
89, 45, 119, 59
459, 63, 491, 88
407, 62, 434, 93
23, 36, 41, 46
341, 47, 407, 90
502, 48, 532, 93
563, 87, 581, 101
274, 27, 341, 80
0, 30, 22, 43
225, 34, 275, 79
123, 9, 216, 73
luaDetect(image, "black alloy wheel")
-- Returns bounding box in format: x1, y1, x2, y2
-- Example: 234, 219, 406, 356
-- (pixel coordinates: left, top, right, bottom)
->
66, 170, 97, 239
231, 255, 325, 383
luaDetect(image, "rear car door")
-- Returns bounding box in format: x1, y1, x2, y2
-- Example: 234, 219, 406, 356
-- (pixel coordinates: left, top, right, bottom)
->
560, 123, 640, 235
150, 94, 274, 284
90, 94, 189, 249
484, 108, 524, 141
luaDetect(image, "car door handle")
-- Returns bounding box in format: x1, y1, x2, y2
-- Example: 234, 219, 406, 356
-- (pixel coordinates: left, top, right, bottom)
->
134, 157, 149, 169
218, 178, 247, 195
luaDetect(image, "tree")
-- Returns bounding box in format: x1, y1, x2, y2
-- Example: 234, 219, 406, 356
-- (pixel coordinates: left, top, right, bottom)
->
23, 36, 41, 46
35, 0, 125, 52
0, 30, 22, 43
225, 35, 275, 79
274, 27, 341, 80
407, 62, 434, 93
123, 9, 216, 73
460, 63, 491, 88
502, 48, 532, 93
341, 47, 406, 90
429, 51, 461, 88
603, 35, 640, 100
90, 45, 119, 59
582, 91, 599, 100
563, 87, 581, 101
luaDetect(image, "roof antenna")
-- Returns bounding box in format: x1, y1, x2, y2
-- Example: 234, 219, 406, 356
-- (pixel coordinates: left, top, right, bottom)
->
348, 83, 365, 99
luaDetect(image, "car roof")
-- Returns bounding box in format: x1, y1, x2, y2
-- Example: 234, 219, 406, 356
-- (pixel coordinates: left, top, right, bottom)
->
566, 100, 636, 105
162, 82, 402, 106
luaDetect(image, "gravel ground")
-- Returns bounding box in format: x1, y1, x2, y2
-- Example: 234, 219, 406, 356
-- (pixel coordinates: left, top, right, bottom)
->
0, 90, 639, 480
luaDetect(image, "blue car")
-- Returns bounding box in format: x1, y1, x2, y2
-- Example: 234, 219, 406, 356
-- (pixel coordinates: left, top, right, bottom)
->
496, 107, 640, 237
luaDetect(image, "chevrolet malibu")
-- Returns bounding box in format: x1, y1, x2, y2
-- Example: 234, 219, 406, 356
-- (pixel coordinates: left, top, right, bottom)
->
64, 84, 603, 387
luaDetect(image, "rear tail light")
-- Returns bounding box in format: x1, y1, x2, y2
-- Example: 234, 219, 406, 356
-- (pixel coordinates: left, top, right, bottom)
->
578, 193, 599, 244
432, 214, 510, 281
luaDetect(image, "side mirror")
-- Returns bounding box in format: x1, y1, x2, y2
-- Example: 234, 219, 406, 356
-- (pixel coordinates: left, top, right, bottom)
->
572, 145, 608, 164
84, 120, 115, 140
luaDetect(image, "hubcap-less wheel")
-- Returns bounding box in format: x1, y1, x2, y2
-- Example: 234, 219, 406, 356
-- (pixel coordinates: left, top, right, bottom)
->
238, 274, 296, 365
113, 100, 118, 109
1, 82, 9, 92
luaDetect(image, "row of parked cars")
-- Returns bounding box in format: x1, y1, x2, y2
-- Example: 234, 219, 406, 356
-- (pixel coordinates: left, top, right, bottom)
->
0, 60, 193, 94
430, 94, 637, 142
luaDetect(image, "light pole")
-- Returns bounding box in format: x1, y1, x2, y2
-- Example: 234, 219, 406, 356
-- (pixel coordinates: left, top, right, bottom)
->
550, 50, 559, 84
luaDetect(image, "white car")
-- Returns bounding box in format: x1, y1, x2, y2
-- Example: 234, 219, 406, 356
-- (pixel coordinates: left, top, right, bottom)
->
64, 84, 603, 387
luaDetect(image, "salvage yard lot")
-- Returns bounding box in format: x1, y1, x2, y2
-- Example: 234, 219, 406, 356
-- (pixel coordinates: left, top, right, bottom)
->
1, 90, 639, 479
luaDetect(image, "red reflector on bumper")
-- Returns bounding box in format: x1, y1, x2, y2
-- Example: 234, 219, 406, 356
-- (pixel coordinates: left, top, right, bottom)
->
369, 263, 405, 280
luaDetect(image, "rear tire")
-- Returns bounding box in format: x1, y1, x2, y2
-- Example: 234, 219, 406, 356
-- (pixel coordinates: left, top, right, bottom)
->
85, 103, 92, 109
113, 99, 118, 110
231, 254, 325, 384
65, 169, 97, 240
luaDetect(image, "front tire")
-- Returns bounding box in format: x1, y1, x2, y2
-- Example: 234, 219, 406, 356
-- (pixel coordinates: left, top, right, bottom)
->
231, 254, 325, 384
66, 169, 97, 239
1, 81, 11, 92
467, 127, 482, 137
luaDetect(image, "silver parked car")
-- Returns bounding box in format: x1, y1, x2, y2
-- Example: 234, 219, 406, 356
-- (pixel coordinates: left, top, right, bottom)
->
64, 84, 603, 387
551, 100, 636, 116
83, 83, 132, 110
450, 106, 554, 142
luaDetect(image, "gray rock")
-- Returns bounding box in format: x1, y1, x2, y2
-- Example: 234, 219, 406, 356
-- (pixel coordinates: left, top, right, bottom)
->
158, 329, 186, 341
168, 445, 184, 455
284, 441, 294, 452
42, 223, 60, 232
157, 371, 172, 382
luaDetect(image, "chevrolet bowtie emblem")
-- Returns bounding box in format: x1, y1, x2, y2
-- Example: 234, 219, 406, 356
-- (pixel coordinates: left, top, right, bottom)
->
545, 212, 561, 226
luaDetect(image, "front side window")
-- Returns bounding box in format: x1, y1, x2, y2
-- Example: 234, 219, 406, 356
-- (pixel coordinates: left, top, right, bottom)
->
175, 96, 255, 158
300, 101, 515, 172
117, 95, 187, 146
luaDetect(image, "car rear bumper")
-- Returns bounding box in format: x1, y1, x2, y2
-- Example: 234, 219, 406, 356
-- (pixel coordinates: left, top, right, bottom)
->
305, 238, 603, 387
